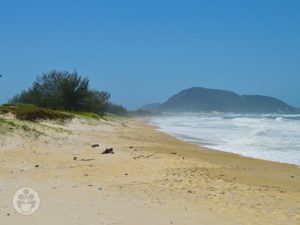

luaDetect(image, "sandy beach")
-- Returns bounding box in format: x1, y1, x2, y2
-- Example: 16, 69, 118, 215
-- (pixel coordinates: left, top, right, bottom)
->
0, 116, 299, 225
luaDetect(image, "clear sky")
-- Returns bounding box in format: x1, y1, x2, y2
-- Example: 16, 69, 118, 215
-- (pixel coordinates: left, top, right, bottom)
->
0, 0, 299, 109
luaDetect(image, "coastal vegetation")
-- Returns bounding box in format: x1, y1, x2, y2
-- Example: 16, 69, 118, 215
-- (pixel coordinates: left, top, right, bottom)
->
0, 117, 43, 137
0, 104, 73, 121
7, 70, 128, 119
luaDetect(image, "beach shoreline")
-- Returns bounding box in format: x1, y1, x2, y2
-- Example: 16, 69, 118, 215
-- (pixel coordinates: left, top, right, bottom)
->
146, 114, 300, 167
0, 116, 299, 225
149, 120, 300, 168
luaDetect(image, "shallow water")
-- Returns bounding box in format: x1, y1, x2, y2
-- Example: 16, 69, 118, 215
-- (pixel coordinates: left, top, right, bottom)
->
149, 113, 300, 166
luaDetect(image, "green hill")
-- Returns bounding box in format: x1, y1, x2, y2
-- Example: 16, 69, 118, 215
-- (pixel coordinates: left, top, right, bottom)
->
143, 87, 298, 114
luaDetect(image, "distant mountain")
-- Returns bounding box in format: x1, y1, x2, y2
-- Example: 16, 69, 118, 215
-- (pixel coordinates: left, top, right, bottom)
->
142, 87, 298, 114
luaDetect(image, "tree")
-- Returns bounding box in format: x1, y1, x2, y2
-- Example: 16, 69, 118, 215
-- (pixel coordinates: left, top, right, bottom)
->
84, 90, 111, 115
106, 103, 128, 115
10, 70, 112, 114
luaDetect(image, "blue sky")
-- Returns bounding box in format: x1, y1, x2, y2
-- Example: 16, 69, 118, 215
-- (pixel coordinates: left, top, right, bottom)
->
0, 0, 299, 109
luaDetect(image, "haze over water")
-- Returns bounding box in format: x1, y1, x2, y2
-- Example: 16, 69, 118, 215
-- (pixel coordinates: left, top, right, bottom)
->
150, 114, 300, 166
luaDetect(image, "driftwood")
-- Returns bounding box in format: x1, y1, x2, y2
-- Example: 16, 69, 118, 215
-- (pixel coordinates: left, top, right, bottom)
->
102, 148, 114, 154
80, 158, 95, 161
133, 152, 157, 160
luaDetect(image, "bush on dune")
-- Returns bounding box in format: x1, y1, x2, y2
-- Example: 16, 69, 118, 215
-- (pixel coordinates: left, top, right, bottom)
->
9, 70, 127, 117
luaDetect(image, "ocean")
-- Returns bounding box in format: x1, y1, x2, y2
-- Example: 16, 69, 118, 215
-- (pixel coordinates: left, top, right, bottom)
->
149, 113, 300, 166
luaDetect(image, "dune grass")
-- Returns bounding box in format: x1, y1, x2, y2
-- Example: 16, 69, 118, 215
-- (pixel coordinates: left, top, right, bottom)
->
0, 104, 125, 139
0, 104, 126, 122
0, 104, 74, 122
0, 117, 44, 137
71, 111, 101, 120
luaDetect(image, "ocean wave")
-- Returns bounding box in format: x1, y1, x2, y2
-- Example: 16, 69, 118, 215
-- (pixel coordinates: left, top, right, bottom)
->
149, 113, 300, 166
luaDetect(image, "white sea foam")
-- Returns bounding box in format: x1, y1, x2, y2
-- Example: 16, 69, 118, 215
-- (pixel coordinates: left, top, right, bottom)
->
149, 113, 300, 166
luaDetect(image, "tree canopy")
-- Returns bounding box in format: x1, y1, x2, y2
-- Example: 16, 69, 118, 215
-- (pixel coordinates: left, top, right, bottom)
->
11, 70, 126, 116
